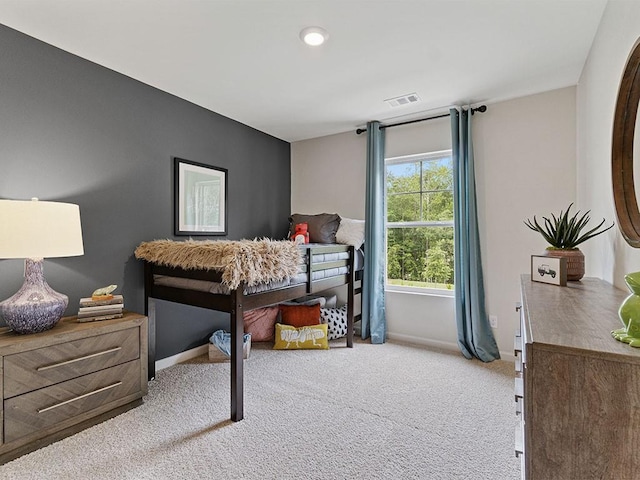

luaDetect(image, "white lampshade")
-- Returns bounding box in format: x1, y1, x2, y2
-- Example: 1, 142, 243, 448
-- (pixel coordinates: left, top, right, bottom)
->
0, 198, 84, 259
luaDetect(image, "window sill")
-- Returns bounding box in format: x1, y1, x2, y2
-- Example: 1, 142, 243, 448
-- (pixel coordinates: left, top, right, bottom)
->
385, 285, 454, 298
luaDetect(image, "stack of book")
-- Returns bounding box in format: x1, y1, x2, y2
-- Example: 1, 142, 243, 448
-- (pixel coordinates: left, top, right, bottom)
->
77, 295, 124, 322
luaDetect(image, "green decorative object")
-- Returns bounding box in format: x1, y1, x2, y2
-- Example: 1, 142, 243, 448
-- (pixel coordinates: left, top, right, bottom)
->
525, 203, 614, 281
612, 272, 640, 347
524, 203, 614, 249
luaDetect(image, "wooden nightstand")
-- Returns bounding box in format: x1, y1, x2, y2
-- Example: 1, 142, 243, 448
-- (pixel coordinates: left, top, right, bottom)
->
0, 311, 147, 464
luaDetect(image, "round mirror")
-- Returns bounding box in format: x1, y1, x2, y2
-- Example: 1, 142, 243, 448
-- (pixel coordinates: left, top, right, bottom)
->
635, 101, 640, 218
613, 37, 640, 247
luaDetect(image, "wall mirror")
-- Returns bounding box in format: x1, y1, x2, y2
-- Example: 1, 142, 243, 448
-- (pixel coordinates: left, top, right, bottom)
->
613, 37, 640, 247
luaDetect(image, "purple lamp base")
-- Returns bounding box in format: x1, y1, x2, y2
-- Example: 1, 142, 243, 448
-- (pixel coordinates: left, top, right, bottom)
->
0, 258, 68, 334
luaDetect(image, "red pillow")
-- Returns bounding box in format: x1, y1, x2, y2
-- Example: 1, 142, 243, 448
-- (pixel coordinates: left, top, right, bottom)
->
244, 307, 279, 342
279, 304, 321, 328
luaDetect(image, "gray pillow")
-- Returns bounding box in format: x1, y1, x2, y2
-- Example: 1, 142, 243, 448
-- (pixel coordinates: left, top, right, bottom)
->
290, 294, 337, 308
323, 295, 338, 308
289, 213, 341, 243
281, 296, 326, 307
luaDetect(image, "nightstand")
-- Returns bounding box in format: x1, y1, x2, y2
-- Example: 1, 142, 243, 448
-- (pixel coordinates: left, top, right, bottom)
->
0, 311, 147, 464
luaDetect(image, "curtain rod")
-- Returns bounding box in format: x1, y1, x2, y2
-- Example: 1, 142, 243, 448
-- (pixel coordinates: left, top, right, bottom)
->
355, 105, 487, 135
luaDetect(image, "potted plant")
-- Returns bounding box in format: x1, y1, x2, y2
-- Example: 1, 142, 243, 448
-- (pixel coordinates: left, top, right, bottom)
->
524, 203, 614, 281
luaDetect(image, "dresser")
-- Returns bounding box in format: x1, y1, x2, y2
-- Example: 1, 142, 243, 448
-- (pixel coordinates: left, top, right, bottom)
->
515, 275, 640, 480
0, 311, 147, 464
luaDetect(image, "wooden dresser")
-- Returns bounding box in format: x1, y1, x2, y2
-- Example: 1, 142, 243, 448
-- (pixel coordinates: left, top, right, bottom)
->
516, 275, 640, 480
0, 311, 147, 464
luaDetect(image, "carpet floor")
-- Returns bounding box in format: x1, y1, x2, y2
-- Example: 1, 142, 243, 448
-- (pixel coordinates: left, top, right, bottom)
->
0, 340, 520, 479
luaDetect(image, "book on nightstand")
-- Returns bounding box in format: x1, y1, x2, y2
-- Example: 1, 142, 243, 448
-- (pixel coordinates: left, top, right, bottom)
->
78, 294, 124, 307
77, 313, 124, 323
77, 294, 124, 322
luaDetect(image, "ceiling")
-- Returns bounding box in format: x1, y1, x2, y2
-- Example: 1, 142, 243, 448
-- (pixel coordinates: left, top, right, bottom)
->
0, 0, 608, 142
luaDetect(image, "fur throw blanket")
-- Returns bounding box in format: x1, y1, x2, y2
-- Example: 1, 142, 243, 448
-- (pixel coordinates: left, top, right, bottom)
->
134, 239, 301, 290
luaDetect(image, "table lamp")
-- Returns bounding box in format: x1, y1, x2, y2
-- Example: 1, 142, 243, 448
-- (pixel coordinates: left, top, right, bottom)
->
0, 198, 84, 334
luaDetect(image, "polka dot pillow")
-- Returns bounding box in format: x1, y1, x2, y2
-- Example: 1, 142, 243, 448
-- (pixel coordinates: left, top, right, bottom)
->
320, 305, 348, 340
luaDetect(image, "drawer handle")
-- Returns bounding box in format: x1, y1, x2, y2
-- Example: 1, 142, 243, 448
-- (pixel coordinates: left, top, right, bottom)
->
38, 381, 123, 414
37, 347, 122, 372
514, 335, 523, 354
515, 376, 524, 398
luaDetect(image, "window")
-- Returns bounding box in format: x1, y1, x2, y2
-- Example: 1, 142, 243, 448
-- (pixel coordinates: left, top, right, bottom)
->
386, 150, 454, 292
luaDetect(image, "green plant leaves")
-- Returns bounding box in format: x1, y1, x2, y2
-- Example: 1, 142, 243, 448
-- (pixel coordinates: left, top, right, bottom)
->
524, 203, 614, 249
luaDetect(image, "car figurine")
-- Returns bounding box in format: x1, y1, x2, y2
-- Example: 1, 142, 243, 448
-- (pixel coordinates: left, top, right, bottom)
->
537, 264, 556, 278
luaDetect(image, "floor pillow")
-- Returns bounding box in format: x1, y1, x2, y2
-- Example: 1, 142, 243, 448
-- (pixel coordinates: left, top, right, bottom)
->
279, 303, 321, 328
244, 306, 279, 341
273, 323, 328, 350
320, 305, 348, 340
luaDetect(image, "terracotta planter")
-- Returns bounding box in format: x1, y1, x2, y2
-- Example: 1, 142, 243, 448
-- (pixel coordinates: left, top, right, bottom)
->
544, 248, 585, 281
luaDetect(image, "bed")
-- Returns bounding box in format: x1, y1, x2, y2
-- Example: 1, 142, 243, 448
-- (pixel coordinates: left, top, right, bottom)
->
135, 238, 363, 421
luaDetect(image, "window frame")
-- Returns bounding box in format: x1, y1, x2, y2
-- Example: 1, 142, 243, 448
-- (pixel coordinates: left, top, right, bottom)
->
385, 149, 454, 297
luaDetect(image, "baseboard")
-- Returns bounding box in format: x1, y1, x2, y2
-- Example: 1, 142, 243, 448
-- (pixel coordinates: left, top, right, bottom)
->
386, 332, 459, 352
156, 344, 209, 372
386, 332, 515, 362
499, 350, 515, 362
156, 337, 514, 370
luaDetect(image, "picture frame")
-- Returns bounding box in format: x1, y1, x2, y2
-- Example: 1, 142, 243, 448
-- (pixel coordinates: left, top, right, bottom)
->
174, 157, 228, 236
531, 255, 567, 286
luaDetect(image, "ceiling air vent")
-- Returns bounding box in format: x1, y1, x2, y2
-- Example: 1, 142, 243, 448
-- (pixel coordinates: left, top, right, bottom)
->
385, 93, 421, 108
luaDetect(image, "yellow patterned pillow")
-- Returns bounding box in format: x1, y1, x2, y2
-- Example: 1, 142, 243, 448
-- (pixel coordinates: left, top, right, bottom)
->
273, 323, 329, 350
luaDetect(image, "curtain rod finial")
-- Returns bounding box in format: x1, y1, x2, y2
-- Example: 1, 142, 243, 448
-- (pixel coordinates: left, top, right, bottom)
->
356, 128, 367, 135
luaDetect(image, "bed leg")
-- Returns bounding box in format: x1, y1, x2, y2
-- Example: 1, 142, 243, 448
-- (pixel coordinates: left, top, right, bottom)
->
347, 289, 354, 348
347, 246, 355, 348
230, 287, 245, 421
144, 261, 157, 381
147, 298, 157, 381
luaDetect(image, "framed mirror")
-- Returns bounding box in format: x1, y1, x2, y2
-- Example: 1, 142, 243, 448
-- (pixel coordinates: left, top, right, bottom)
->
613, 37, 640, 247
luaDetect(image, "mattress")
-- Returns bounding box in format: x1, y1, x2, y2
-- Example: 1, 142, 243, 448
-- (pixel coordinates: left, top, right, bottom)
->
153, 244, 363, 296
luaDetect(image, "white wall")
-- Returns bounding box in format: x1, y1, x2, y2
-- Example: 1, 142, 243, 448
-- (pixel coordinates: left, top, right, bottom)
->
291, 87, 576, 358
577, 0, 640, 289
475, 88, 577, 356
290, 131, 367, 308
291, 133, 367, 219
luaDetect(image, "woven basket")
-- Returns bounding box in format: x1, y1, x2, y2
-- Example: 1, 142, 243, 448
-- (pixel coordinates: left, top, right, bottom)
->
544, 248, 585, 281
208, 339, 251, 363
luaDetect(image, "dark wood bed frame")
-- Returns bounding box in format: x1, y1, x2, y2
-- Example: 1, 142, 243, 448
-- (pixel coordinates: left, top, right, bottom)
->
142, 244, 361, 421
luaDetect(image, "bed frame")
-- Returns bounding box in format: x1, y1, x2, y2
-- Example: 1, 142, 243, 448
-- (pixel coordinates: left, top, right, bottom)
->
142, 243, 361, 422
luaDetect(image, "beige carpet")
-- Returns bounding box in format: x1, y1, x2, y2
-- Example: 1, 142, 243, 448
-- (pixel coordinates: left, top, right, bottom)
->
0, 340, 520, 479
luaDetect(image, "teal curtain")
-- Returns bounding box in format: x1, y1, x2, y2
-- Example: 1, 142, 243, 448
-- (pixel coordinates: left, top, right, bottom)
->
450, 108, 500, 362
362, 121, 386, 343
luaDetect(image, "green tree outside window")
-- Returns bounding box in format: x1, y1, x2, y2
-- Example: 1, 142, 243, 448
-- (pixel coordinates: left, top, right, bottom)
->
386, 151, 454, 290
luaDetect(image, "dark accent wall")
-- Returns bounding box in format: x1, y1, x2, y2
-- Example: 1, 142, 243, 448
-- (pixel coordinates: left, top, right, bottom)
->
0, 25, 291, 359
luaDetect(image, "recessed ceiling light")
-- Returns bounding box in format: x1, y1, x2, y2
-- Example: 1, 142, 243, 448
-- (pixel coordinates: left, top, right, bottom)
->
300, 26, 329, 47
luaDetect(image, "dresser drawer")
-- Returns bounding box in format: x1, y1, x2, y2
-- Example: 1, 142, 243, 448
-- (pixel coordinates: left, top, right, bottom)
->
3, 360, 141, 443
3, 327, 140, 399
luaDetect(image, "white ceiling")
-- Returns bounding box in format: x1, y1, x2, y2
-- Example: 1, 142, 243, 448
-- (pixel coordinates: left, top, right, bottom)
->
0, 0, 608, 142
